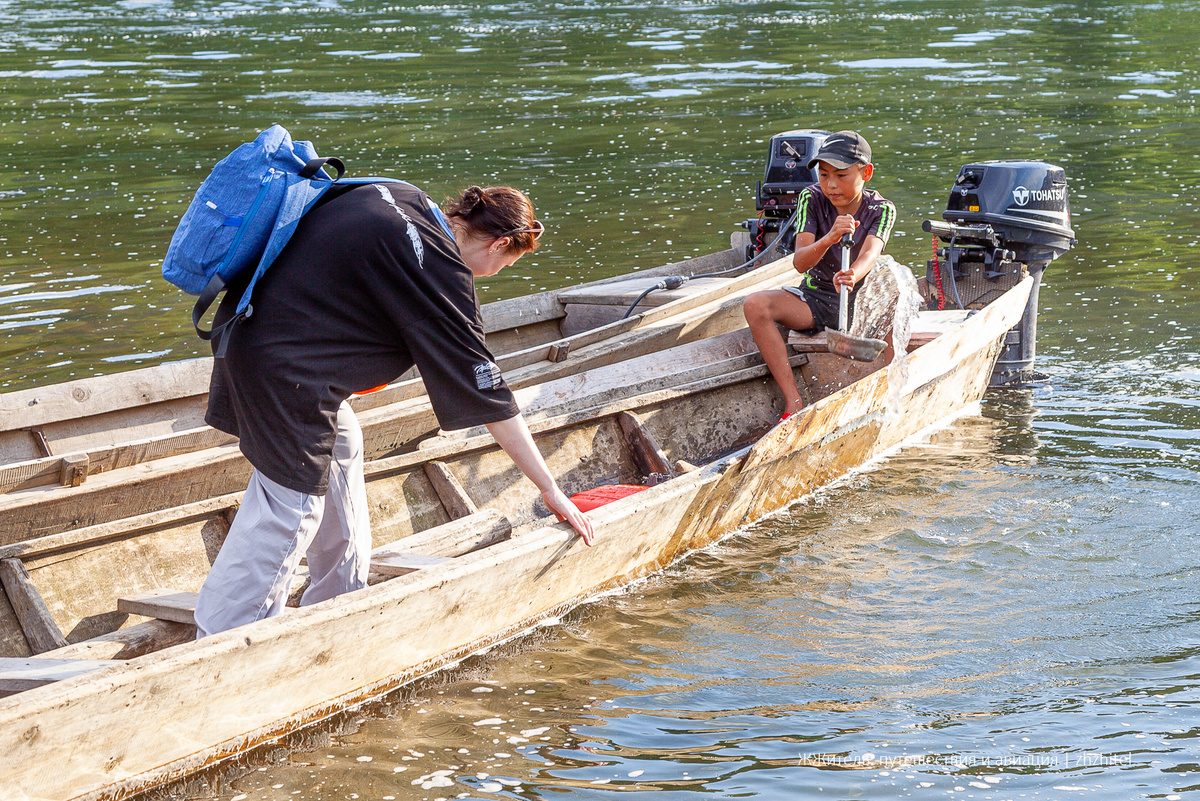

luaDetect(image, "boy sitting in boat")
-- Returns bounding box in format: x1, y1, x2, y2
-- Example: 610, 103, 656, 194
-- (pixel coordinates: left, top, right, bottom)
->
742, 130, 897, 421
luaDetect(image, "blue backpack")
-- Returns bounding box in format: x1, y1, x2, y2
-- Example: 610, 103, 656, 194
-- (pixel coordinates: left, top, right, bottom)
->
162, 124, 408, 349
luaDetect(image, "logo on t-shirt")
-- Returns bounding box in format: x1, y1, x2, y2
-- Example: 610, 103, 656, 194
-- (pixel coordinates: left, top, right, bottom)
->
474, 361, 503, 390
375, 184, 425, 269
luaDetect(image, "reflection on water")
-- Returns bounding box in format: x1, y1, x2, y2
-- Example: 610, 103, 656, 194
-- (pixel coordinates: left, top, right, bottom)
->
3, 0, 1199, 799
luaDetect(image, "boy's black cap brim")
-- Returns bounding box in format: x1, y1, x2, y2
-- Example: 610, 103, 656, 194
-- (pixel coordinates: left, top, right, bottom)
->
807, 156, 859, 170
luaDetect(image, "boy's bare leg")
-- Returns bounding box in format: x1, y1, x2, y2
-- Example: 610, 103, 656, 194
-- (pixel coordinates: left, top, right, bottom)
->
744, 290, 817, 417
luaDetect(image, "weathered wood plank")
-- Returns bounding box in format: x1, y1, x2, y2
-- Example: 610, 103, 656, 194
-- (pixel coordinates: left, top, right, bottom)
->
34, 619, 196, 661
484, 243, 739, 336
513, 327, 763, 421
426, 328, 773, 453
0, 426, 236, 495
380, 509, 512, 558
0, 559, 67, 654
0, 493, 241, 562
423, 461, 478, 520
369, 552, 453, 577
0, 657, 122, 692
0, 442, 254, 547
499, 254, 790, 374
618, 411, 673, 479
558, 276, 734, 307
0, 358, 214, 434
116, 590, 199, 626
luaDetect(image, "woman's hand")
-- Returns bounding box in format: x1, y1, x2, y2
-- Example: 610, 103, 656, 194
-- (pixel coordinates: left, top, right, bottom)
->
485, 414, 597, 547
542, 487, 595, 546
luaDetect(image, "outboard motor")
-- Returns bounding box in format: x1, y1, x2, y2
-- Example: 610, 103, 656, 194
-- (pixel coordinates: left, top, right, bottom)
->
923, 161, 1076, 386
742, 129, 829, 262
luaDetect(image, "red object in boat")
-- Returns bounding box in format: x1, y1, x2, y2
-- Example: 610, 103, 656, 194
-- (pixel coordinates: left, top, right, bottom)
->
565, 484, 649, 514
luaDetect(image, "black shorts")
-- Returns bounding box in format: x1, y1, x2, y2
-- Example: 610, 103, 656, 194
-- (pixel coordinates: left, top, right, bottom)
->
783, 284, 853, 333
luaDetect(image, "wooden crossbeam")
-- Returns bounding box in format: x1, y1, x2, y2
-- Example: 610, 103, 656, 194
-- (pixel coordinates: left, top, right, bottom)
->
617, 411, 674, 480
0, 557, 68, 654
117, 589, 199, 625
423, 460, 478, 520
36, 619, 195, 661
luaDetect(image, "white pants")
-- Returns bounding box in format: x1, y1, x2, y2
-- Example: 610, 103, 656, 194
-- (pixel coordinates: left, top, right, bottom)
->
194, 403, 371, 638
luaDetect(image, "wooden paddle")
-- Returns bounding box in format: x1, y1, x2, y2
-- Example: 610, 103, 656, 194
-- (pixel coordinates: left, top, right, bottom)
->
825, 232, 886, 361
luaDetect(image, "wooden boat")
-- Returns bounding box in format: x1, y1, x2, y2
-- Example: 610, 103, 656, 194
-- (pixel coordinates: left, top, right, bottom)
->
0, 244, 796, 544
0, 137, 1078, 797
0, 251, 1034, 800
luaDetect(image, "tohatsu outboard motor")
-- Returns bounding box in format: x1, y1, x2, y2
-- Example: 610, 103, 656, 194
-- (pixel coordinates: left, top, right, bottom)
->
923, 160, 1076, 386
742, 129, 830, 262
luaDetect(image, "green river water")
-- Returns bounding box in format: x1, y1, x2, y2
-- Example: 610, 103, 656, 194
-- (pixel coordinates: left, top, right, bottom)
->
2, 1, 1199, 799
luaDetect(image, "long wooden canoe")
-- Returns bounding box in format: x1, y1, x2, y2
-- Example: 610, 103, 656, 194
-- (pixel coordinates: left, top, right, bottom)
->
0, 262, 1032, 800
0, 246, 798, 545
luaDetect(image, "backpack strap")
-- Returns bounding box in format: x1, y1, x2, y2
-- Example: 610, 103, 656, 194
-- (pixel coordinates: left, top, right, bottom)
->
299, 157, 345, 181
191, 272, 246, 357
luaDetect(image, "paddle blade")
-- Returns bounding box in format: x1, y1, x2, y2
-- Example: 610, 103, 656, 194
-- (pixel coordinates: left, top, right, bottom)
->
825, 328, 887, 362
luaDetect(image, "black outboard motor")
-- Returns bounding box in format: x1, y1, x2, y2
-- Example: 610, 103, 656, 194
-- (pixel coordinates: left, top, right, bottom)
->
742, 129, 830, 262
924, 161, 1076, 386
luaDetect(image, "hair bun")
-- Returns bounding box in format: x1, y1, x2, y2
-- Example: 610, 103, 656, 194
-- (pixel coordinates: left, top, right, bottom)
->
461, 185, 486, 215
443, 185, 538, 255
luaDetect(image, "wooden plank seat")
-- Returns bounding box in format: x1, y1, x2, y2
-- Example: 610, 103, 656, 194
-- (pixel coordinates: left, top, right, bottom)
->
0, 657, 121, 692
117, 589, 199, 625
788, 309, 975, 353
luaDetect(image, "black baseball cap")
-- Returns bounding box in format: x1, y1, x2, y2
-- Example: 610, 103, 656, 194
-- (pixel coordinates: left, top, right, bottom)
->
807, 131, 872, 170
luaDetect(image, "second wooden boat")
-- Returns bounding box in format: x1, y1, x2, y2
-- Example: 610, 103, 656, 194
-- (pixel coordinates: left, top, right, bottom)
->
0, 247, 793, 544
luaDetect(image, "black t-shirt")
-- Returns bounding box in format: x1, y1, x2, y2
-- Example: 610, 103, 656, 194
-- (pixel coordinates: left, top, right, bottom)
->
205, 182, 519, 495
793, 185, 897, 293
